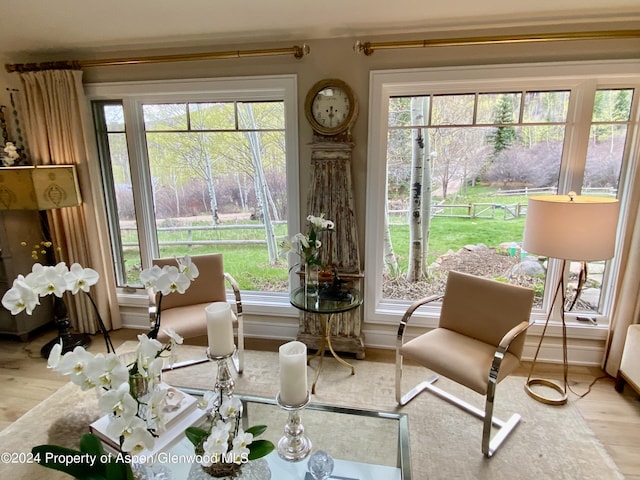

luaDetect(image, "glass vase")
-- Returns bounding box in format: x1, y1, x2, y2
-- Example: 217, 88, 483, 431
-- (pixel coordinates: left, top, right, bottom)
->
304, 263, 320, 307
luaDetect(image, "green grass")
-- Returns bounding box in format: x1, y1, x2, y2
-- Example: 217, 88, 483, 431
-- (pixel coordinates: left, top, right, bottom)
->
123, 185, 530, 289
387, 216, 525, 272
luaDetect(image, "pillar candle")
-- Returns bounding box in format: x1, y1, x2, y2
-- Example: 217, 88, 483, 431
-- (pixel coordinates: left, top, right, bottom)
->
205, 302, 235, 357
279, 341, 308, 405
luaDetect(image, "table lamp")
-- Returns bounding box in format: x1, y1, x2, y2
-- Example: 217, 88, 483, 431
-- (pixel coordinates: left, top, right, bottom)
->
522, 192, 619, 405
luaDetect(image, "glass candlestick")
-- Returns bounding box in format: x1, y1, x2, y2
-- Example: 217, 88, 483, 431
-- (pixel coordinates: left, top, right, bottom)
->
207, 347, 236, 403
276, 391, 312, 462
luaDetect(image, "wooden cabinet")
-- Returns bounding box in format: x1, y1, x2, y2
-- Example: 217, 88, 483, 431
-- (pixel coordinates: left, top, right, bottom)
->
0, 211, 52, 339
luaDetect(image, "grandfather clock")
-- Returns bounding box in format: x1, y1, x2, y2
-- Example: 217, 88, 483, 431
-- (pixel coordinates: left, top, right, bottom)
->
297, 79, 365, 359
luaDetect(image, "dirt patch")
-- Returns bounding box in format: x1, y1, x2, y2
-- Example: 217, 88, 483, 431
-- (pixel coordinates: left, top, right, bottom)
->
383, 245, 539, 301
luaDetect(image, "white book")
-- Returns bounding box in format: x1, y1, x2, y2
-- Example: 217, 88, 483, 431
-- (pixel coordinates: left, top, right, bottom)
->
90, 386, 207, 458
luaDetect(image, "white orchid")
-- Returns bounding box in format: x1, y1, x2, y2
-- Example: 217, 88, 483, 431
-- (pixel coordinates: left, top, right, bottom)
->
65, 263, 100, 294
163, 328, 183, 364
201, 420, 233, 460
177, 255, 200, 281
123, 427, 156, 455
1, 275, 39, 314
231, 429, 253, 463
107, 415, 155, 454
219, 395, 243, 419
1, 261, 101, 316
48, 332, 181, 455
280, 213, 334, 267
86, 353, 129, 390
140, 255, 198, 295
99, 382, 138, 418
155, 266, 190, 295
32, 263, 69, 297
139, 264, 163, 289
192, 392, 274, 468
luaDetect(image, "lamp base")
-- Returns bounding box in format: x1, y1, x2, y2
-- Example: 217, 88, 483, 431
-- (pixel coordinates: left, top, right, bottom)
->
524, 378, 567, 406
40, 332, 91, 359
40, 303, 91, 359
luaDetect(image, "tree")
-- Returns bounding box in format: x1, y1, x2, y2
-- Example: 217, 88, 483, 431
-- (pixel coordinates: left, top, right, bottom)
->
237, 103, 279, 264
487, 95, 517, 159
406, 97, 428, 282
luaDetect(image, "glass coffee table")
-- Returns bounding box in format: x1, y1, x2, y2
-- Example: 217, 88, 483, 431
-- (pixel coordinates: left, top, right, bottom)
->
156, 388, 411, 480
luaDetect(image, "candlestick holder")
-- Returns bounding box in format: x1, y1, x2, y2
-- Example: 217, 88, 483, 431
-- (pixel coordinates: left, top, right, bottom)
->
207, 347, 236, 403
276, 391, 312, 462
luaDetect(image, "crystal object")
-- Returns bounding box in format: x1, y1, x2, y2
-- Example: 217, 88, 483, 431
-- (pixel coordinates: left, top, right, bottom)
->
308, 450, 334, 480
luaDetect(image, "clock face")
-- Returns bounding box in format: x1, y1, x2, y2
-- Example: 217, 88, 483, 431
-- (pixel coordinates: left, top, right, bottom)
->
311, 87, 350, 130
305, 79, 358, 136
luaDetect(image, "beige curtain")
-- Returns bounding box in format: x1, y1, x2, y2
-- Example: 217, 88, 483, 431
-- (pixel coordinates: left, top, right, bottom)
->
17, 69, 121, 333
603, 176, 640, 376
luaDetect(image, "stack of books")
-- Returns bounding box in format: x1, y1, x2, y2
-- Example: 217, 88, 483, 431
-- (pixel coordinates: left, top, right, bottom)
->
90, 385, 206, 458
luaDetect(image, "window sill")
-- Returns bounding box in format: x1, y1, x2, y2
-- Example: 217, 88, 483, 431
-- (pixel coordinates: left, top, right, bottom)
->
116, 289, 298, 318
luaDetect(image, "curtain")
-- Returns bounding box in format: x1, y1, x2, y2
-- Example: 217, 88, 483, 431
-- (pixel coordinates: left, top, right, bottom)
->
603, 159, 640, 376
17, 69, 121, 333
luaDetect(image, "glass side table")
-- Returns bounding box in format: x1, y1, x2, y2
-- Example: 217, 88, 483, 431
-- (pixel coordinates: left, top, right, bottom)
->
289, 286, 363, 393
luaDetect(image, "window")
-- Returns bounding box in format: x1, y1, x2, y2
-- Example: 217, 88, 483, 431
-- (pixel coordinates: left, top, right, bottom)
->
366, 61, 640, 327
88, 76, 299, 307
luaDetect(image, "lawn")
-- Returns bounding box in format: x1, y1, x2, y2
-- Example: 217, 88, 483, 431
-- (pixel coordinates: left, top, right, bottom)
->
123, 186, 530, 290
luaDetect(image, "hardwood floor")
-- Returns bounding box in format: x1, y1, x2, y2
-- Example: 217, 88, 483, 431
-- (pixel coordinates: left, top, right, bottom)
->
1, 327, 639, 478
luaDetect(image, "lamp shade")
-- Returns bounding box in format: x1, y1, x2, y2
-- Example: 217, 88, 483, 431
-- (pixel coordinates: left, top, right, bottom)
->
31, 165, 82, 209
523, 194, 619, 261
0, 167, 38, 209
0, 165, 81, 210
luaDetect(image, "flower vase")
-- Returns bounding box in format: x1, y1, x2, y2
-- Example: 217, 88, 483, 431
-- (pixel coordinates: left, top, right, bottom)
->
187, 458, 270, 480
304, 263, 320, 302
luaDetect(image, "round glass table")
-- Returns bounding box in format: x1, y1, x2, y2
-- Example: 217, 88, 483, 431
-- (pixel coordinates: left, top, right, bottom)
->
289, 286, 363, 393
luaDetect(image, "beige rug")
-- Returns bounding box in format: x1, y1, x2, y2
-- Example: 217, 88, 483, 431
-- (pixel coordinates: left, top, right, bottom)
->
0, 344, 623, 480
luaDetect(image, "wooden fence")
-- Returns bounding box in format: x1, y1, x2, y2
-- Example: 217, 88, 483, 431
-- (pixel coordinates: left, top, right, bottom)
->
120, 222, 286, 247
389, 202, 527, 223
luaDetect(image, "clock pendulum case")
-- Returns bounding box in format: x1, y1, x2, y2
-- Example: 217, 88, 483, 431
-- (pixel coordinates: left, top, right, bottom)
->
297, 78, 365, 359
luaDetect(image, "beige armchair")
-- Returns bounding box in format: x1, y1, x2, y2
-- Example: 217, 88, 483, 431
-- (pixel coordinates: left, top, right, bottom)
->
396, 270, 534, 457
149, 253, 245, 373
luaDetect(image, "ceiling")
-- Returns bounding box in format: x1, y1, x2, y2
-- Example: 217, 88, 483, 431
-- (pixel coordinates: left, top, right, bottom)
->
1, 0, 639, 61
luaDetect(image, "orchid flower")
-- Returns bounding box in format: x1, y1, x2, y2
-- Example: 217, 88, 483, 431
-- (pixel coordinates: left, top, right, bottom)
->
139, 264, 163, 289
136, 334, 163, 365
98, 382, 138, 418
231, 429, 253, 463
1, 275, 39, 314
219, 395, 243, 419
64, 263, 99, 294
177, 255, 199, 281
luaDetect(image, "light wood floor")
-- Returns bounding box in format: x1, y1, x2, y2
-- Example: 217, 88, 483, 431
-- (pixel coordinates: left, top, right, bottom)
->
1, 326, 639, 478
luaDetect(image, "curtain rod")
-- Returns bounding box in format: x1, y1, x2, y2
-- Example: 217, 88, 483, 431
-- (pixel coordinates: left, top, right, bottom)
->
354, 30, 640, 55
5, 44, 310, 73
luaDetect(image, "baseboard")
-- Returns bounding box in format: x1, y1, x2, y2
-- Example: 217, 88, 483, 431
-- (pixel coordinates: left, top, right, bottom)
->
120, 311, 606, 366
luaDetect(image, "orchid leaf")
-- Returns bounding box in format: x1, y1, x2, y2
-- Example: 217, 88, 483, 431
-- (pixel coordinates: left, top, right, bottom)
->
247, 439, 275, 460
245, 424, 268, 437
185, 426, 209, 447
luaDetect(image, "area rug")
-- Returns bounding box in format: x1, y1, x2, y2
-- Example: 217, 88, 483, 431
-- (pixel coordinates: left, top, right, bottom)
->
0, 344, 623, 480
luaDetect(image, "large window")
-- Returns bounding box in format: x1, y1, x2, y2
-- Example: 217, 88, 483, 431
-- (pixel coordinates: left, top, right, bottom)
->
87, 76, 299, 304
366, 61, 640, 327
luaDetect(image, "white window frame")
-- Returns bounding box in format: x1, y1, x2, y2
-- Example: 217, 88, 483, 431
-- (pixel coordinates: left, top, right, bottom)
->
85, 75, 300, 315
365, 60, 640, 335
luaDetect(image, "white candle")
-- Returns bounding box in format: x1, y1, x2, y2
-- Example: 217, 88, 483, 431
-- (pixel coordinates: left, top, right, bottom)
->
205, 302, 235, 357
279, 341, 308, 405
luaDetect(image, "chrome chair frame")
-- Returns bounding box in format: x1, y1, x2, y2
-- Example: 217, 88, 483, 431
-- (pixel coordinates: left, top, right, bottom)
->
395, 294, 530, 457
149, 271, 245, 374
